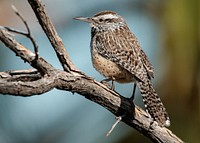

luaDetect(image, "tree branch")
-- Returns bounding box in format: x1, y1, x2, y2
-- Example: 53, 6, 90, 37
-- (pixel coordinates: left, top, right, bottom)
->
28, 0, 80, 73
0, 0, 184, 142
11, 5, 39, 59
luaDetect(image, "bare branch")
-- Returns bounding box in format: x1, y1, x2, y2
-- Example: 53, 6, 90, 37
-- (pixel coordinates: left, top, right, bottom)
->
0, 29, 35, 62
0, 69, 40, 81
27, 0, 80, 73
8, 69, 38, 75
0, 26, 27, 36
0, 75, 55, 96
0, 29, 54, 74
11, 5, 39, 59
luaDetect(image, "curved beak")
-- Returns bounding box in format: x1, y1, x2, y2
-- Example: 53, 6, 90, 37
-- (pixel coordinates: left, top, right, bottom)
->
73, 17, 92, 23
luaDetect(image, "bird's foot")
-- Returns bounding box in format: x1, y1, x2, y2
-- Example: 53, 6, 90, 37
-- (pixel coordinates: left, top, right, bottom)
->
100, 78, 115, 90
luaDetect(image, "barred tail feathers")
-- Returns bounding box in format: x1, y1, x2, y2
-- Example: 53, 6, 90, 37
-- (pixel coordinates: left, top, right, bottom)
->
137, 78, 170, 127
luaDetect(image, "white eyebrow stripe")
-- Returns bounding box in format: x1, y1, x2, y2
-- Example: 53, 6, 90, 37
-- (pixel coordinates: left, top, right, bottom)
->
99, 14, 118, 19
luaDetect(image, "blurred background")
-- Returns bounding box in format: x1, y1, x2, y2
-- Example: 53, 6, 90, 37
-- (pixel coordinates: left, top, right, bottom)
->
0, 0, 199, 142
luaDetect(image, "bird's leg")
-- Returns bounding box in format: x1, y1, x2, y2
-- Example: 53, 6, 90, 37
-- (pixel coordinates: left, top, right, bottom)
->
111, 79, 115, 90
130, 83, 136, 101
100, 78, 115, 90
100, 78, 111, 88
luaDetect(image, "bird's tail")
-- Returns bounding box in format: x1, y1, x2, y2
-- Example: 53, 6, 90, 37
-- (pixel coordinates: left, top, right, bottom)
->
137, 78, 170, 127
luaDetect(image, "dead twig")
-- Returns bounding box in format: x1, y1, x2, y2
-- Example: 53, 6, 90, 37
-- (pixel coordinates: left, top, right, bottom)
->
0, 5, 39, 60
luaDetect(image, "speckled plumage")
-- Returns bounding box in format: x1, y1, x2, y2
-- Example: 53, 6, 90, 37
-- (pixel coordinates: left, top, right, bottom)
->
74, 11, 170, 127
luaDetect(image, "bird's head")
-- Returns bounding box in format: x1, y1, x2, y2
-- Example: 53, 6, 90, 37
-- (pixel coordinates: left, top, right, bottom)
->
74, 11, 127, 31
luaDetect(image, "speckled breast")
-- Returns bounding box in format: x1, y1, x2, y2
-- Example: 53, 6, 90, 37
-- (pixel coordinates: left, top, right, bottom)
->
91, 48, 134, 83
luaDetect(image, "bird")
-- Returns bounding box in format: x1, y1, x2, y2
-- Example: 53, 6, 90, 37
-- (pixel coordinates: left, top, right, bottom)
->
74, 11, 170, 127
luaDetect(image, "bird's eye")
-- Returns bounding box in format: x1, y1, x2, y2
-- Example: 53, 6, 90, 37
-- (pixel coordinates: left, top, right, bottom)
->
99, 18, 103, 22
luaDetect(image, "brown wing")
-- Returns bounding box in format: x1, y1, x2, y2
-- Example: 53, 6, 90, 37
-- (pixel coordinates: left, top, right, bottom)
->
140, 48, 154, 79
93, 26, 154, 81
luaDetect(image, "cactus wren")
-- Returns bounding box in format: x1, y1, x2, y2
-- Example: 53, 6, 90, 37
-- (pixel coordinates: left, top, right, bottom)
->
74, 11, 170, 127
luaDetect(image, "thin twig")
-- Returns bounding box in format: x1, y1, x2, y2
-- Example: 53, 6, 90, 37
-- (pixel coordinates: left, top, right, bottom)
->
0, 26, 27, 36
11, 5, 39, 60
106, 116, 123, 137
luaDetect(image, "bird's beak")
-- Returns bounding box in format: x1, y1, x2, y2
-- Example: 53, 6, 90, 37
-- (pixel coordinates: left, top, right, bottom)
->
73, 17, 92, 23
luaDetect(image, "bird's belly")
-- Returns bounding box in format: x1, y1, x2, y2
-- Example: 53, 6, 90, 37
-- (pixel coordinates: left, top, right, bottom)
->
92, 53, 134, 83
